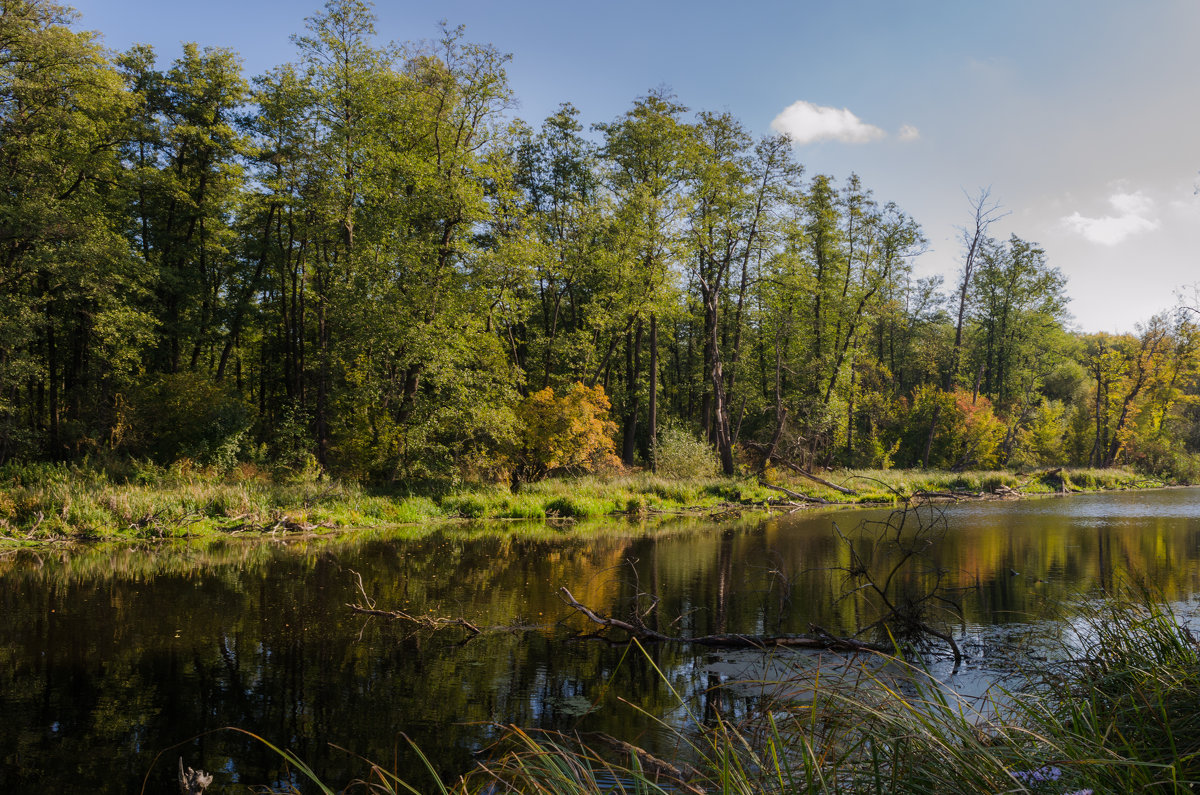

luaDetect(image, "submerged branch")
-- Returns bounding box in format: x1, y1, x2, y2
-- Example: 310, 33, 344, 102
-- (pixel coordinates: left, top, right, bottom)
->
558, 587, 887, 652
347, 604, 483, 635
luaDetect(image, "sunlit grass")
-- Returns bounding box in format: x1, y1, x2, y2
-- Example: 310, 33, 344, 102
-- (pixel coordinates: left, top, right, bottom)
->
0, 460, 1170, 542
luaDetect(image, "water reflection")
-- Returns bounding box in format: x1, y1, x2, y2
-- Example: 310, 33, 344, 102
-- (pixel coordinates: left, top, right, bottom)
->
2, 489, 1200, 792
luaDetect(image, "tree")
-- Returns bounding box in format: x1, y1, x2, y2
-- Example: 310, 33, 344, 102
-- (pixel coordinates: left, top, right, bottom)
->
923, 188, 1006, 466
596, 89, 690, 467
118, 42, 250, 376
512, 382, 619, 483
0, 0, 146, 460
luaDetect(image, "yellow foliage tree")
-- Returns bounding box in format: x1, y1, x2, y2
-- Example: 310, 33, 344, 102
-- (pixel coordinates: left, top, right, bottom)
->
513, 383, 620, 483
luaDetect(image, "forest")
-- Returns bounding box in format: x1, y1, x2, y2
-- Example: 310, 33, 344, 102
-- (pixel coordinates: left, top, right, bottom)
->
3, 0, 1199, 487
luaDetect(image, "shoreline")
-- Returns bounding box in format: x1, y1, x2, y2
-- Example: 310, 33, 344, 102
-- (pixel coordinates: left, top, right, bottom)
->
0, 465, 1179, 547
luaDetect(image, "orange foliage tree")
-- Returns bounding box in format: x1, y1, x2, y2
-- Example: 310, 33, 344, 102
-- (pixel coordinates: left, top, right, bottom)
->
512, 383, 620, 483
901, 386, 1005, 469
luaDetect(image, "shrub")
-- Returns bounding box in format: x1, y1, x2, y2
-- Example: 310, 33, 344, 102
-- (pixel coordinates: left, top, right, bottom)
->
899, 387, 1005, 469
512, 383, 620, 483
652, 423, 718, 479
121, 374, 253, 470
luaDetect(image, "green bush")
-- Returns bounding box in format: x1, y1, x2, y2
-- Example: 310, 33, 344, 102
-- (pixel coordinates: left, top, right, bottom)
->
652, 423, 718, 479
122, 374, 253, 470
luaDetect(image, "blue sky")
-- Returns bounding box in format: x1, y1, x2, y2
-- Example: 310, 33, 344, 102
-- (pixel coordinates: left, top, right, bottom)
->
71, 0, 1200, 332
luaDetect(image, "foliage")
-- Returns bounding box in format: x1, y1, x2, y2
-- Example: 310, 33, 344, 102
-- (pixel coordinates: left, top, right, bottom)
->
512, 383, 620, 482
652, 422, 719, 479
898, 387, 1004, 469
0, 0, 1197, 482
122, 373, 253, 469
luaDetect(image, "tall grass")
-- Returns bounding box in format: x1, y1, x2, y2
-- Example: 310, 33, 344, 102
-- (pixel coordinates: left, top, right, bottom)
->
0, 460, 1168, 541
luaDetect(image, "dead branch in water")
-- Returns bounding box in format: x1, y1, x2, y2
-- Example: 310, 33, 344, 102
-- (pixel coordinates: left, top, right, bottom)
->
558, 586, 887, 653
827, 501, 966, 666
178, 758, 213, 795
347, 604, 483, 635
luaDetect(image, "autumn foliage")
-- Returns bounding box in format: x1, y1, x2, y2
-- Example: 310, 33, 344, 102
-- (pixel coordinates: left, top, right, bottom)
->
901, 387, 1005, 469
512, 383, 620, 483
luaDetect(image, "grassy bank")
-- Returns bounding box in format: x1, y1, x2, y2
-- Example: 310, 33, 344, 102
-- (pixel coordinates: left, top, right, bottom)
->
250, 589, 1200, 794
0, 461, 1172, 543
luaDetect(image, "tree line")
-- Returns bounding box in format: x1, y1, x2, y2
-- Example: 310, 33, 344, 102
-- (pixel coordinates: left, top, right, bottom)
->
3, 0, 1198, 481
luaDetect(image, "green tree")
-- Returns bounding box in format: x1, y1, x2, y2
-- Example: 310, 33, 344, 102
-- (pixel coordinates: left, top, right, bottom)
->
0, 0, 146, 460
596, 89, 690, 467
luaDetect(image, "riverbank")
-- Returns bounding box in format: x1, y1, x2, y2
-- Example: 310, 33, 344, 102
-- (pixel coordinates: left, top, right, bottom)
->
0, 461, 1172, 543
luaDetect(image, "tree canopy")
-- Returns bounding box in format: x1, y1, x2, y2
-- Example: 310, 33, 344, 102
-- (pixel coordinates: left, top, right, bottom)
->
2, 0, 1199, 482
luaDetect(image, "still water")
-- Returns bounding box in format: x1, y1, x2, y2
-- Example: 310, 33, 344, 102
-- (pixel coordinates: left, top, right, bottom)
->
3, 488, 1200, 792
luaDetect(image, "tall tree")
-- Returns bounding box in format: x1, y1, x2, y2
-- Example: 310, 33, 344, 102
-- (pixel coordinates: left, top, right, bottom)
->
0, 0, 145, 460
596, 89, 689, 466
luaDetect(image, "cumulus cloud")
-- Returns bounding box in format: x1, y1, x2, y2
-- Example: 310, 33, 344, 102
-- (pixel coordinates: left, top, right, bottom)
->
1062, 191, 1160, 246
898, 124, 920, 142
770, 100, 886, 145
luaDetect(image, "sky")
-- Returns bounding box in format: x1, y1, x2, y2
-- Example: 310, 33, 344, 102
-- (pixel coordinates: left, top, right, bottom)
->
68, 0, 1200, 333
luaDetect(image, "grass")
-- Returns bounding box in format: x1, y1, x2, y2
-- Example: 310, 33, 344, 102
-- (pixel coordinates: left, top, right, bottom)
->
0, 459, 1173, 542
245, 587, 1200, 794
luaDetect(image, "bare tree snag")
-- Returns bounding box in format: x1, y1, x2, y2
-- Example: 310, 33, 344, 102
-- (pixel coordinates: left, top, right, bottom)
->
759, 408, 788, 472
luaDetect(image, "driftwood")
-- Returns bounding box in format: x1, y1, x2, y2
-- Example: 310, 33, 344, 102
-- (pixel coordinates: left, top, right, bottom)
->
348, 604, 483, 635
227, 514, 335, 534
558, 587, 887, 653
178, 758, 213, 795
758, 479, 833, 505
743, 441, 858, 495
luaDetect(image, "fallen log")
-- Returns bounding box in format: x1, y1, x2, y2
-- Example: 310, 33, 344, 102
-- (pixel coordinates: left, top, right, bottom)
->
910, 490, 983, 501
759, 479, 833, 505
558, 587, 887, 653
743, 442, 858, 495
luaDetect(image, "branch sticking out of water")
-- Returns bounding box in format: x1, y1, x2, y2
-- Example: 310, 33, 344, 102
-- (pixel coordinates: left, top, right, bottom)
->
558, 586, 888, 652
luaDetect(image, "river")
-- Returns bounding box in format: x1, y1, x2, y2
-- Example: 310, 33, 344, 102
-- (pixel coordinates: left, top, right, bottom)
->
3, 488, 1200, 792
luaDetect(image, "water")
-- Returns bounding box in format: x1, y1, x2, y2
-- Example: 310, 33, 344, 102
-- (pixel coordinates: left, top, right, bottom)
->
3, 488, 1200, 792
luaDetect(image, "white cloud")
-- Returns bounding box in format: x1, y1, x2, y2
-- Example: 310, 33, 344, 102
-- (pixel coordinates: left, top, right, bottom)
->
898, 124, 920, 142
770, 100, 886, 145
1061, 190, 1161, 246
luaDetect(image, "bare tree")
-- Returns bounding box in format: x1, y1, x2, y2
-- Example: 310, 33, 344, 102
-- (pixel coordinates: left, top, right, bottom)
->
923, 188, 1008, 467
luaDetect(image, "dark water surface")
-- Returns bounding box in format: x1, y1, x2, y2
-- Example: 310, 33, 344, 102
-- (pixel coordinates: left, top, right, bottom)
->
4, 488, 1200, 793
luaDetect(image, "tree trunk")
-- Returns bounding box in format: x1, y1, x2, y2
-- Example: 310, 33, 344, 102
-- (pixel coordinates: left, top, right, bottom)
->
621, 321, 642, 465
648, 313, 658, 470
707, 291, 735, 475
